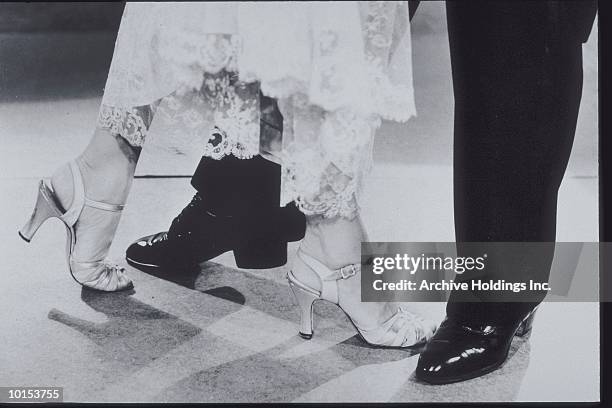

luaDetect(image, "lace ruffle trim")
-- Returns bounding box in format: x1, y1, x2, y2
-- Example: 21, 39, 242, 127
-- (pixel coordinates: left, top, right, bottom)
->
98, 105, 151, 147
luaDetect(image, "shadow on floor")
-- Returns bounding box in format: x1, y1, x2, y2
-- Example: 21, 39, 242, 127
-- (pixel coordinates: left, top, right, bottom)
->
48, 288, 202, 369
138, 260, 430, 353
123, 262, 444, 402
47, 262, 533, 402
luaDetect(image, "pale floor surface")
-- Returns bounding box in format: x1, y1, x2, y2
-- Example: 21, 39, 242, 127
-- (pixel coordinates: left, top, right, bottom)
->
0, 147, 599, 403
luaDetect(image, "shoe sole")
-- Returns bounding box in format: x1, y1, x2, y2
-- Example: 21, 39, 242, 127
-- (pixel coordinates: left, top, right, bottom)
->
126, 255, 201, 274
125, 253, 285, 271
125, 256, 161, 269
126, 243, 287, 271
417, 359, 505, 385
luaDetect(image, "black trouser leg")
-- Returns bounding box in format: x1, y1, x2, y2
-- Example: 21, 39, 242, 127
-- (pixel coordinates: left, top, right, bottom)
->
445, 1, 586, 324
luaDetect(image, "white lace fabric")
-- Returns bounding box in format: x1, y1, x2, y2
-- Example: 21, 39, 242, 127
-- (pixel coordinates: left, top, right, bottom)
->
98, 1, 416, 218
98, 104, 157, 147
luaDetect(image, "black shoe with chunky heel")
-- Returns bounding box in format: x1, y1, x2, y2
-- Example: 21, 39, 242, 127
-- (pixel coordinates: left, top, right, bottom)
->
126, 193, 305, 271
126, 154, 306, 271
127, 96, 305, 271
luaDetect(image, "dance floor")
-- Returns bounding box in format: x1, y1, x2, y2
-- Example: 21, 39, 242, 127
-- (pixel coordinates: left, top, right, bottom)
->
0, 3, 599, 402
0, 167, 599, 402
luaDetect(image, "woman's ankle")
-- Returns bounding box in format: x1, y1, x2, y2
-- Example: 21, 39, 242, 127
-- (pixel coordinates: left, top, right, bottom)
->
49, 155, 134, 212
299, 215, 364, 270
50, 163, 75, 211
292, 214, 365, 294
74, 127, 140, 203
76, 154, 134, 204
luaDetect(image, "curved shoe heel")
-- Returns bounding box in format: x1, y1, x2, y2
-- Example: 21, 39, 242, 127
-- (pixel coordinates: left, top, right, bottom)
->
234, 240, 287, 269
19, 180, 61, 242
287, 271, 319, 339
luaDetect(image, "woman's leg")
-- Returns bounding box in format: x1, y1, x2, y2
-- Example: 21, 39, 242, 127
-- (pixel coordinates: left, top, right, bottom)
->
299, 215, 364, 273
51, 126, 140, 210
295, 214, 426, 336
51, 101, 158, 218
296, 215, 395, 325
285, 107, 436, 346
43, 104, 157, 291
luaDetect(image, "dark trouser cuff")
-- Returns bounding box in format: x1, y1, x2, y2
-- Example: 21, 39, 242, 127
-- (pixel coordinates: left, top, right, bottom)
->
191, 155, 281, 216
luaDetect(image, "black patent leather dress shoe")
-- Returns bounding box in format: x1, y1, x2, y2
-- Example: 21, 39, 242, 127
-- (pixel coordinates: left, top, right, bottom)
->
126, 193, 306, 271
125, 231, 198, 271
415, 308, 537, 384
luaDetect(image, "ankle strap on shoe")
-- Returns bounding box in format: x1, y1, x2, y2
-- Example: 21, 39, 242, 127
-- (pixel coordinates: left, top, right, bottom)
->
297, 250, 360, 281
296, 250, 361, 305
323, 264, 360, 281
59, 161, 124, 226
85, 198, 124, 212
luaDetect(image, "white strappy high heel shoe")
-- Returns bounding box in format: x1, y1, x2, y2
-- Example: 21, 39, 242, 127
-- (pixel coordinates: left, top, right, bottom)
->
287, 249, 437, 348
19, 161, 133, 292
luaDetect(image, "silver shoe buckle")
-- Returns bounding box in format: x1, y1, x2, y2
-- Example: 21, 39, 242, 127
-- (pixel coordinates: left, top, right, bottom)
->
340, 265, 357, 280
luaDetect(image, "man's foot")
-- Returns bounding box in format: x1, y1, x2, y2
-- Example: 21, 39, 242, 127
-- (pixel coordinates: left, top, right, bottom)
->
125, 231, 199, 270
126, 193, 306, 271
415, 308, 537, 384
